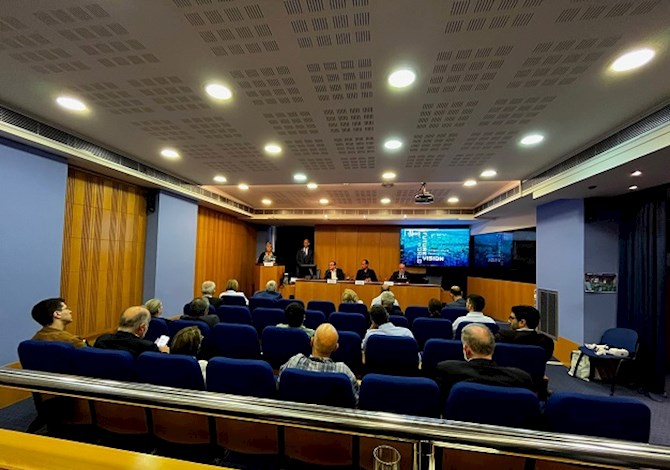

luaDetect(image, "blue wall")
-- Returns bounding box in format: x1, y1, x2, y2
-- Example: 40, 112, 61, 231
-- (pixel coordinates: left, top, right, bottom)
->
0, 139, 67, 365
143, 190, 198, 317
536, 199, 585, 343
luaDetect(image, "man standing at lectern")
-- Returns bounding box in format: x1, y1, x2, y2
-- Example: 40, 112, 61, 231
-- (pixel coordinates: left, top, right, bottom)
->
296, 238, 314, 278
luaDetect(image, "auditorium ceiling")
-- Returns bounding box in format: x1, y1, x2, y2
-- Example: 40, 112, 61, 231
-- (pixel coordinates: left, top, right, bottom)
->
0, 0, 669, 217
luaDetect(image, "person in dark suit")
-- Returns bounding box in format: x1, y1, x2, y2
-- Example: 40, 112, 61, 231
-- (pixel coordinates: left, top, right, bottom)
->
95, 306, 170, 357
355, 259, 378, 282
257, 241, 277, 264
435, 323, 534, 400
388, 263, 410, 283
295, 238, 315, 277
324, 260, 345, 280
445, 285, 466, 307
496, 305, 555, 361
201, 280, 222, 308
181, 297, 219, 328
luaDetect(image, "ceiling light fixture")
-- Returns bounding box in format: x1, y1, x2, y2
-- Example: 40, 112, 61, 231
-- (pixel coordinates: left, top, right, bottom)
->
388, 69, 416, 88
382, 172, 396, 180
480, 169, 497, 178
205, 83, 233, 100
307, 182, 318, 190
630, 170, 642, 177
384, 139, 402, 150
56, 96, 87, 112
264, 143, 282, 155
628, 185, 638, 191
160, 148, 180, 159
293, 173, 307, 182
610, 48, 656, 72
319, 198, 329, 205
380, 197, 391, 204
238, 183, 249, 191
463, 179, 477, 187
520, 134, 545, 146
403, 214, 407, 219
213, 175, 227, 183
447, 196, 459, 203
261, 198, 272, 205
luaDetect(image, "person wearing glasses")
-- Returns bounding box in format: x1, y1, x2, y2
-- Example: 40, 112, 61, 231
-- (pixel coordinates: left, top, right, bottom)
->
496, 305, 555, 361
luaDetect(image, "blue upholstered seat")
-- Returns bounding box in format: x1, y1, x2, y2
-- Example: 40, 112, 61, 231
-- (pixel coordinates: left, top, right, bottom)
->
338, 302, 368, 315
216, 305, 253, 325
330, 331, 362, 375
359, 374, 440, 418
249, 297, 278, 312
145, 317, 169, 342
207, 357, 276, 398
306, 300, 336, 318
136, 351, 205, 390
251, 307, 285, 336
440, 307, 467, 323
261, 326, 311, 369
304, 309, 326, 330
330, 312, 368, 338
412, 317, 453, 349
364, 335, 419, 376
211, 323, 260, 359
18, 340, 75, 374
72, 347, 136, 381
389, 315, 409, 329
421, 339, 463, 376
404, 306, 430, 327
279, 368, 355, 408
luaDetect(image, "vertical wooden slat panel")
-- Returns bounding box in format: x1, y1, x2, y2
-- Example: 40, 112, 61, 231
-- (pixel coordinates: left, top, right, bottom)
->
60, 169, 146, 337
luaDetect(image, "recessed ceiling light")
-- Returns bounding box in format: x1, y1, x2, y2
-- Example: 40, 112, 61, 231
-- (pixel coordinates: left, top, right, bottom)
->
382, 172, 396, 180
630, 170, 642, 177
293, 173, 307, 182
384, 139, 402, 150
380, 197, 391, 204
261, 198, 272, 205
307, 182, 318, 190
628, 185, 638, 191
160, 148, 180, 159
520, 134, 545, 146
480, 169, 497, 178
447, 197, 459, 203
213, 175, 227, 183
238, 183, 249, 191
205, 83, 232, 100
388, 69, 416, 88
324, 214, 328, 219
403, 214, 407, 219
319, 198, 329, 205
56, 96, 87, 112
264, 143, 282, 155
610, 48, 655, 72
463, 180, 477, 187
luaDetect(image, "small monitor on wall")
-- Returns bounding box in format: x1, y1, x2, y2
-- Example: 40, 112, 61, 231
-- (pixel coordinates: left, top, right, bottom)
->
400, 228, 470, 267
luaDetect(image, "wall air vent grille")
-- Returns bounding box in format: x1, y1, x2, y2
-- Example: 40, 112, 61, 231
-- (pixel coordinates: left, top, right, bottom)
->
0, 105, 253, 214
537, 288, 558, 339
474, 184, 521, 214
252, 208, 476, 216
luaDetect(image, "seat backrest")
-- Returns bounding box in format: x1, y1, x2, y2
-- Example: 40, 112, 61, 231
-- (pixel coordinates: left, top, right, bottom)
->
412, 317, 453, 349
455, 321, 499, 340
207, 357, 276, 398
18, 340, 75, 374
168, 319, 211, 340
252, 307, 285, 336
72, 347, 136, 381
278, 298, 304, 310
359, 374, 440, 418
136, 351, 205, 390
216, 305, 253, 325
338, 303, 368, 315
330, 331, 362, 375
249, 297, 278, 312
279, 368, 355, 408
365, 335, 419, 376
330, 312, 368, 338
261, 326, 311, 369
219, 295, 248, 306
306, 300, 336, 317
445, 382, 540, 429
389, 315, 409, 329
422, 339, 463, 376
145, 318, 169, 342
601, 328, 638, 354
304, 309, 326, 330
183, 302, 216, 316
493, 343, 546, 382
441, 307, 467, 322
405, 306, 430, 327
211, 323, 260, 359
545, 392, 650, 443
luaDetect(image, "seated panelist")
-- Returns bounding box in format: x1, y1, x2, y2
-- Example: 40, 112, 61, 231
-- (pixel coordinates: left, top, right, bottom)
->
324, 260, 345, 281
388, 263, 410, 283
355, 259, 378, 282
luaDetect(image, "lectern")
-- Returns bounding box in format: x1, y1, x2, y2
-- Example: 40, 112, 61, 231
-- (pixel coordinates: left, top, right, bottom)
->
254, 264, 285, 293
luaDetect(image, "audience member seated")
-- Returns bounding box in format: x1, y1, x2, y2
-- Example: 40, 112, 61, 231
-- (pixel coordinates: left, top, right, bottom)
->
388, 262, 410, 283
435, 323, 534, 400
380, 291, 400, 314
171, 326, 207, 380
95, 306, 169, 356
362, 305, 415, 352
496, 305, 555, 361
252, 280, 282, 300
144, 298, 164, 318
220, 278, 249, 305
30, 297, 87, 348
355, 258, 378, 282
277, 302, 315, 338
202, 280, 222, 308
451, 294, 496, 333
428, 298, 442, 318
278, 323, 359, 402
445, 286, 466, 308
370, 285, 400, 308
181, 297, 219, 328
341, 288, 364, 304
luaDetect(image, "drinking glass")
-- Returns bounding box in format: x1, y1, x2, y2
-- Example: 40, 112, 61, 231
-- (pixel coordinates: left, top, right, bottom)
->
373, 445, 401, 470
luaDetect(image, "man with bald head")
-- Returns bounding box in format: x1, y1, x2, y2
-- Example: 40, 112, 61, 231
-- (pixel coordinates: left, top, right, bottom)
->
94, 306, 170, 357
434, 323, 533, 399
279, 323, 359, 401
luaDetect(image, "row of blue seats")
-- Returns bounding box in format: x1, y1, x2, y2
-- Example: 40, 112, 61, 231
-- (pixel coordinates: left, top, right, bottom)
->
17, 340, 650, 443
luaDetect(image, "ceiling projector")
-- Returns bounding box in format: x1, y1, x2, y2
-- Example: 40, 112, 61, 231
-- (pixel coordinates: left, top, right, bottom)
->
414, 182, 434, 204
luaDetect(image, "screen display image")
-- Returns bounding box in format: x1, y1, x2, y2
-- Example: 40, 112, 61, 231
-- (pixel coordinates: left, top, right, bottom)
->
474, 232, 514, 268
400, 228, 470, 267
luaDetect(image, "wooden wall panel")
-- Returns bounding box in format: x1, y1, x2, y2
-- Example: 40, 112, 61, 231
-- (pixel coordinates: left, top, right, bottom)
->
61, 169, 146, 338
466, 277, 535, 321
314, 226, 400, 281
194, 207, 257, 297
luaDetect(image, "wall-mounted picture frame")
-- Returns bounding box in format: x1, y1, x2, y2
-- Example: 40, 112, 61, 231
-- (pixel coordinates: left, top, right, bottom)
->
584, 273, 617, 293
